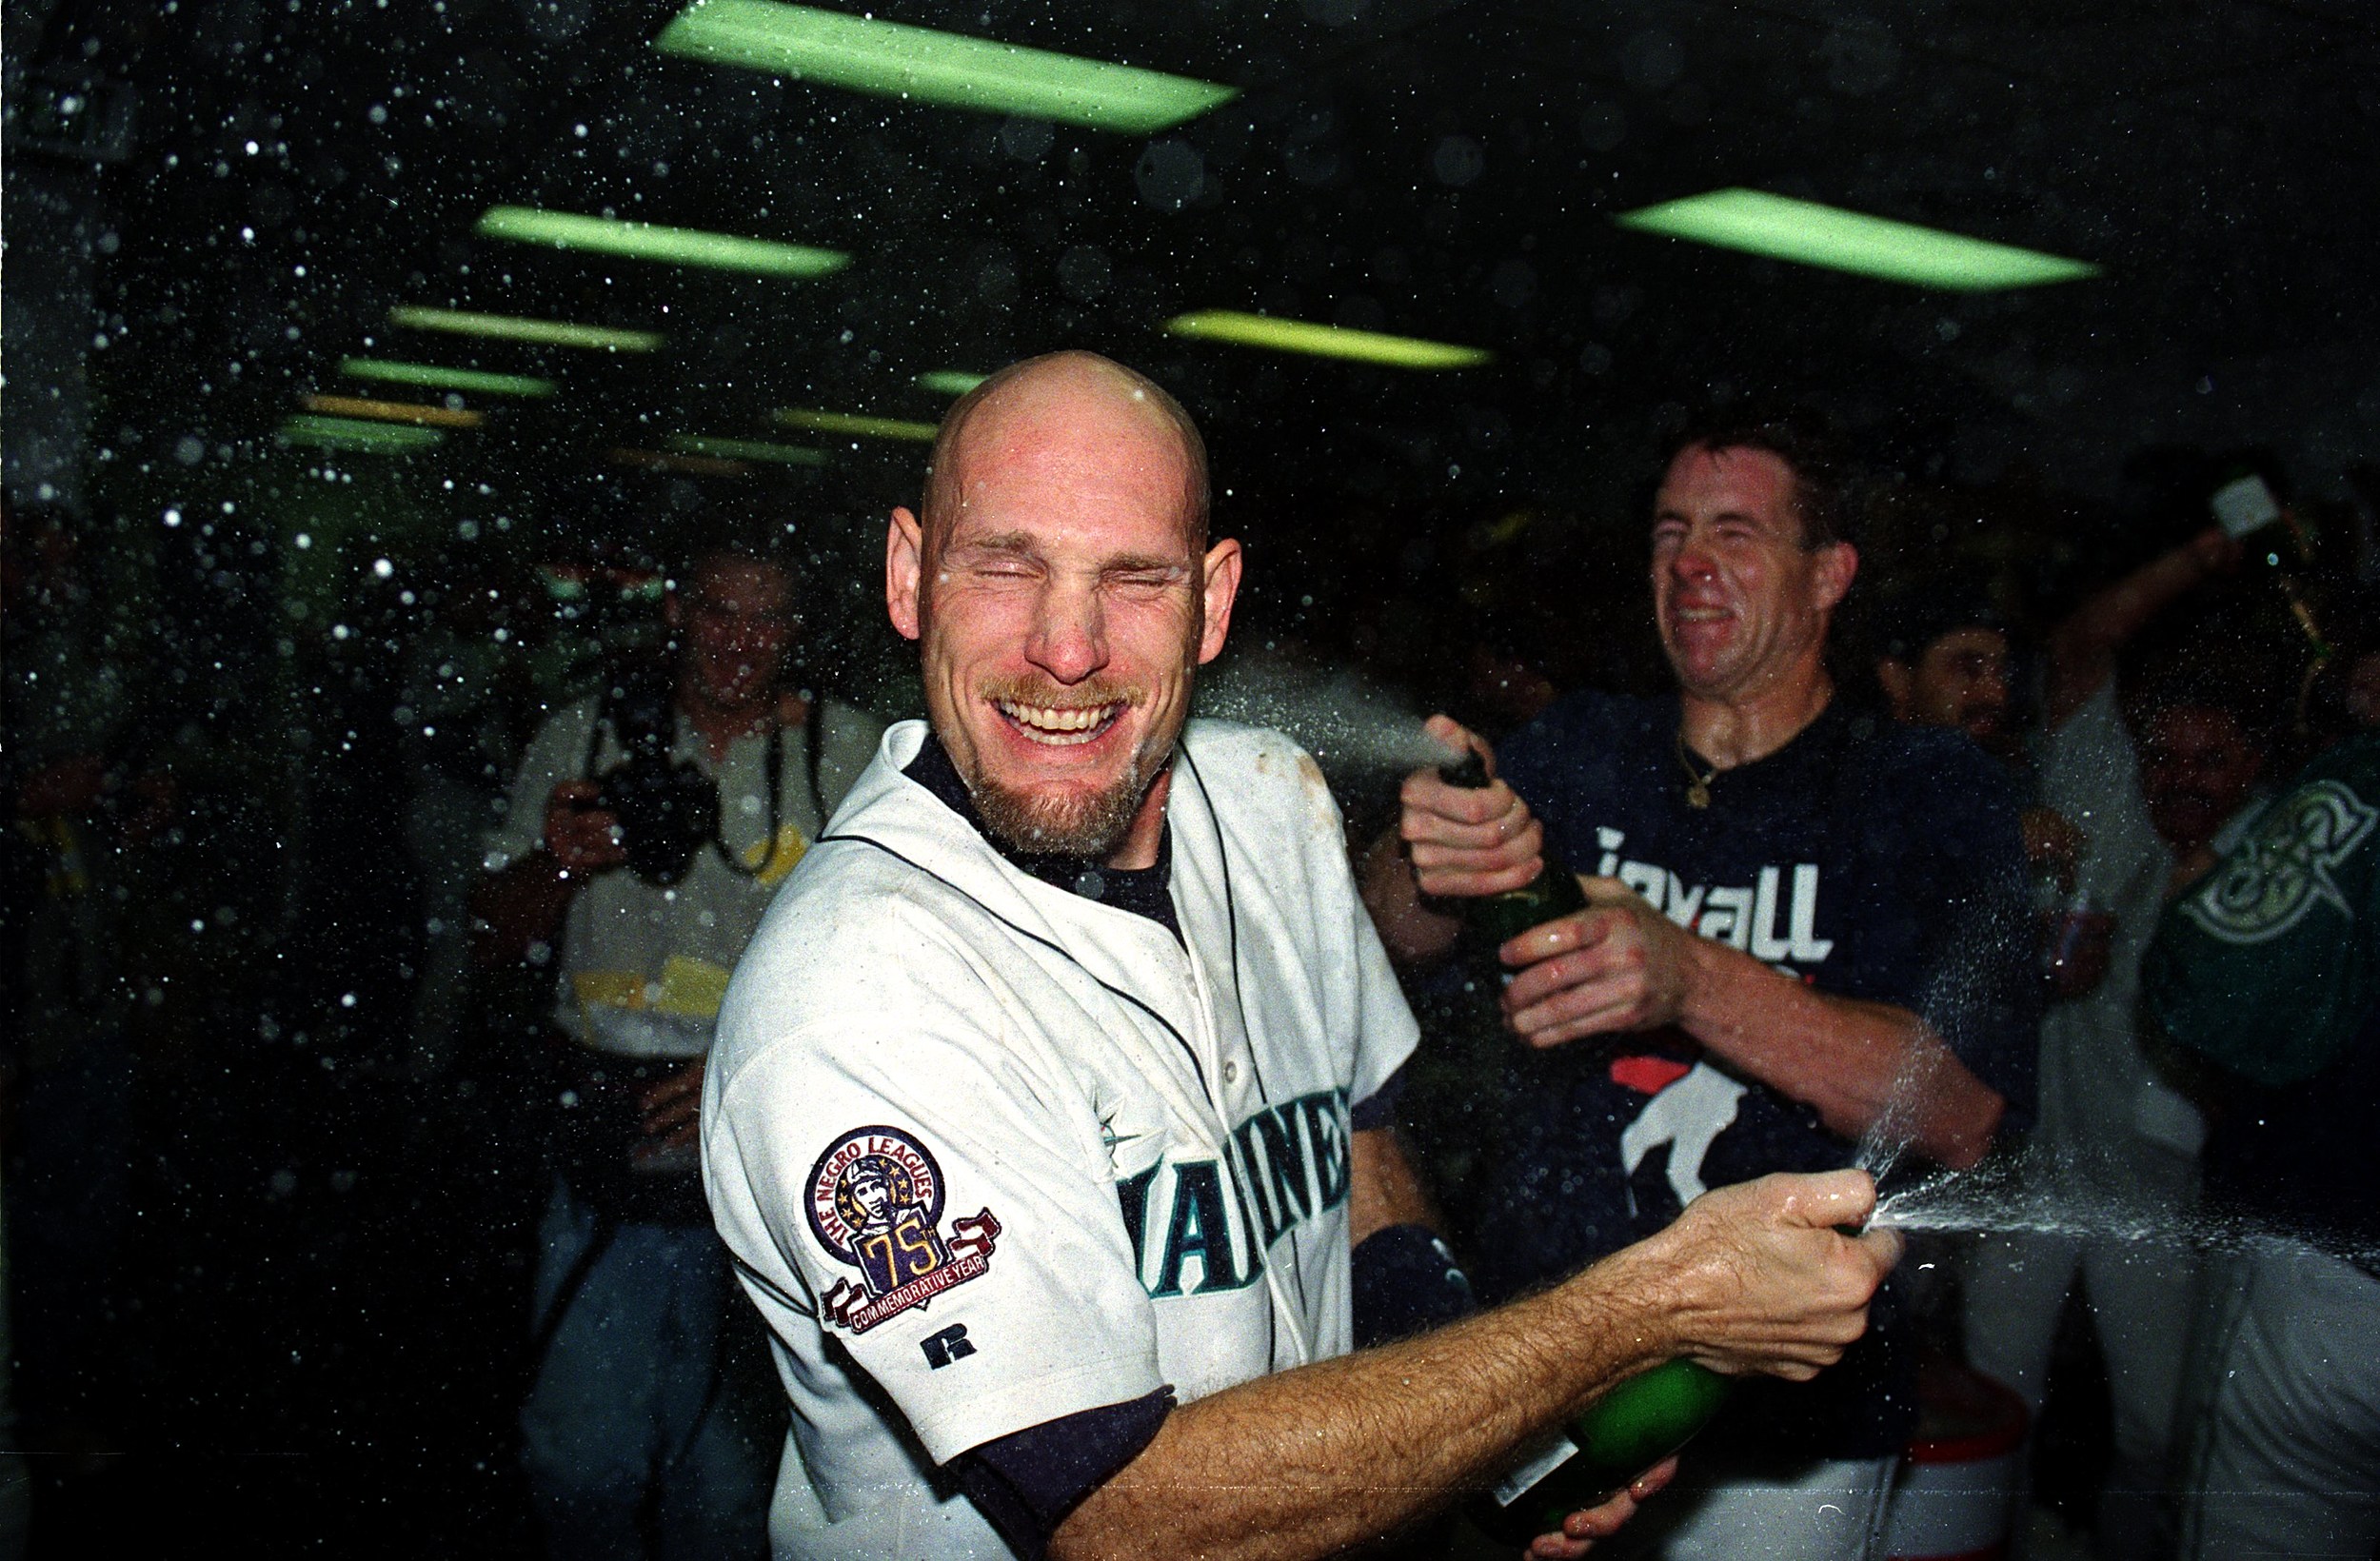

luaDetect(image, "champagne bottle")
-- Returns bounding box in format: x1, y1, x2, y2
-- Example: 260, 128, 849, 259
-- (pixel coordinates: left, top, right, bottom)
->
1437, 751, 1587, 951
2210, 472, 2334, 661
1437, 752, 1735, 1542
1468, 1358, 1735, 1547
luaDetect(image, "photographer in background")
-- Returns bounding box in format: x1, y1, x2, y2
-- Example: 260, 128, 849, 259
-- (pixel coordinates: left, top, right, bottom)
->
471, 541, 883, 1560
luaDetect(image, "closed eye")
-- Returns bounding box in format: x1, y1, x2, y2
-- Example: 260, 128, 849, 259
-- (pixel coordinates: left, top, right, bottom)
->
1108, 569, 1184, 591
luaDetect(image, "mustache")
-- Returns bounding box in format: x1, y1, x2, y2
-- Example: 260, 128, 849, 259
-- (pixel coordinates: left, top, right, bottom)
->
980, 675, 1142, 710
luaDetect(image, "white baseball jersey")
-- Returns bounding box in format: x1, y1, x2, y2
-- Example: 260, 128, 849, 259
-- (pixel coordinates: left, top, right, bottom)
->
703, 718, 1418, 1559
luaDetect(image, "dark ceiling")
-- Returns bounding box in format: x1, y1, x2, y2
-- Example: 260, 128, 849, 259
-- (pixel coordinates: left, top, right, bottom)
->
11, 0, 2380, 544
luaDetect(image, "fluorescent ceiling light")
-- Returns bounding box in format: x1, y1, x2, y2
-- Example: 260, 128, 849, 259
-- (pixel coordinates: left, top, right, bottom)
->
474, 206, 849, 279
341, 358, 556, 397
774, 406, 939, 443
665, 433, 828, 465
915, 370, 987, 396
1613, 188, 2100, 291
280, 414, 445, 452
1164, 309, 1492, 370
303, 393, 484, 429
655, 0, 1235, 134
390, 305, 663, 352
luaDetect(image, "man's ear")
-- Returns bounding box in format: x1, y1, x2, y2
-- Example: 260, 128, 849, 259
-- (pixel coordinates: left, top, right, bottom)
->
1874, 657, 1914, 721
1813, 541, 1858, 614
1197, 537, 1244, 665
886, 507, 924, 642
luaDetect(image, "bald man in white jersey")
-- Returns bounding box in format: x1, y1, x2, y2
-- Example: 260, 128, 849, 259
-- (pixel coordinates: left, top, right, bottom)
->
702, 351, 1901, 1561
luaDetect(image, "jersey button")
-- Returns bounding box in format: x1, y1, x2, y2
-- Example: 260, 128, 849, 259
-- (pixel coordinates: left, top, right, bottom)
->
1221, 1059, 1240, 1085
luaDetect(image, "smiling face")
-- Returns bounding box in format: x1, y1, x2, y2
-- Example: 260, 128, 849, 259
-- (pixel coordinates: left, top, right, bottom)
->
887, 355, 1241, 862
1650, 443, 1855, 705
1880, 625, 2013, 748
675, 553, 796, 718
2139, 704, 2265, 854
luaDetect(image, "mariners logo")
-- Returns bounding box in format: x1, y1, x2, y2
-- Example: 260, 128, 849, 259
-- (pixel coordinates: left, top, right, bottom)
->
2181, 780, 2375, 945
805, 1126, 1001, 1334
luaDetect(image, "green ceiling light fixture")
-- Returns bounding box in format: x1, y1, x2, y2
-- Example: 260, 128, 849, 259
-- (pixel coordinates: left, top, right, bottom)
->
664, 433, 830, 465
1613, 188, 2101, 290
773, 406, 940, 443
915, 370, 988, 397
302, 394, 485, 429
341, 358, 558, 397
654, 0, 1236, 134
1163, 309, 1493, 370
279, 414, 446, 452
474, 206, 851, 279
389, 305, 664, 352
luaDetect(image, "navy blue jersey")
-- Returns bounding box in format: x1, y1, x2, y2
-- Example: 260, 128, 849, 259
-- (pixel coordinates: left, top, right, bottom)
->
1468, 691, 2036, 1457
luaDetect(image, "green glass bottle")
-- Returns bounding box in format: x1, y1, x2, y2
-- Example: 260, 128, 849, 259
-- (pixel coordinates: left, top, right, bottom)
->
1468, 1358, 1734, 1547
1437, 752, 1587, 954
1438, 753, 1734, 1544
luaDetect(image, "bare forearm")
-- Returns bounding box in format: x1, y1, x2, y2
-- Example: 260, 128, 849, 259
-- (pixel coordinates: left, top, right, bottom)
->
1359, 829, 1460, 964
1348, 1127, 1438, 1248
1678, 942, 2002, 1169
1053, 1263, 1669, 1561
468, 851, 577, 970
2046, 535, 2227, 727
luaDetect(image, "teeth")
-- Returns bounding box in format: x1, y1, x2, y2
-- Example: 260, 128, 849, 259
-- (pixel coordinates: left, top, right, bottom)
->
996, 700, 1121, 745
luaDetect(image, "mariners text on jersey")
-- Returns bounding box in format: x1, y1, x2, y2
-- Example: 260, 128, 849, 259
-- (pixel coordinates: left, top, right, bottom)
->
1118, 1085, 1355, 1297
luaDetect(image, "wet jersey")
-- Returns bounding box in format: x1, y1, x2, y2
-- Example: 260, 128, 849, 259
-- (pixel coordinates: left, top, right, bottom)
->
1469, 692, 2036, 1456
702, 719, 1418, 1559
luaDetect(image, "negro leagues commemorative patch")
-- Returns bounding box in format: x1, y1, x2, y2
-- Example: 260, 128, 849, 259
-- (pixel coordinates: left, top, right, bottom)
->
805, 1125, 1002, 1334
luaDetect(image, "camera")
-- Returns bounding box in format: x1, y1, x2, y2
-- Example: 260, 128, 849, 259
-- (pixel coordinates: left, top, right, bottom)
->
590, 671, 720, 886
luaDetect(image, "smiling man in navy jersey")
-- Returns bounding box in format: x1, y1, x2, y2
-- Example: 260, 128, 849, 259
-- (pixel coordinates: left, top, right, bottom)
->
1369, 412, 2036, 1561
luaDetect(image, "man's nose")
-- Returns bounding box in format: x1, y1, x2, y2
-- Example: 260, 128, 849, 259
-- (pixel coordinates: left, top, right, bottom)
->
1027, 580, 1109, 684
1666, 535, 1716, 581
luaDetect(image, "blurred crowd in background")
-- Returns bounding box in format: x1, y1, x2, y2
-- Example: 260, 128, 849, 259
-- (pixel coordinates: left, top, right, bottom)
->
5, 424, 2380, 1559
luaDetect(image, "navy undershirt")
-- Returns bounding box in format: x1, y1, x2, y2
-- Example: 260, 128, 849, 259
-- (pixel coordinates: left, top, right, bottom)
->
905, 732, 1184, 941
900, 733, 1417, 1554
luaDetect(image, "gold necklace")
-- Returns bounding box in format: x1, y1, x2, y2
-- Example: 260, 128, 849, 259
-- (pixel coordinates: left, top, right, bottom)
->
1674, 727, 1716, 809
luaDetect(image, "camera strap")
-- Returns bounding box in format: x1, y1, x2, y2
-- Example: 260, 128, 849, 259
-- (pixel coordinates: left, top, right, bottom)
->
716, 694, 832, 879
701, 720, 784, 881
802, 693, 828, 825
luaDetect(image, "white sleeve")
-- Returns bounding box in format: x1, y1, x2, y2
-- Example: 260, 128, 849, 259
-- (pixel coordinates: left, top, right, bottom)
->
2040, 682, 2162, 902
483, 701, 591, 873
816, 701, 888, 821
707, 939, 1168, 1465
1343, 872, 1420, 1113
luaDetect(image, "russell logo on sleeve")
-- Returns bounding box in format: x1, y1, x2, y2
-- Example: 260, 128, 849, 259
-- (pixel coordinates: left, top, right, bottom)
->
806, 1126, 1002, 1334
